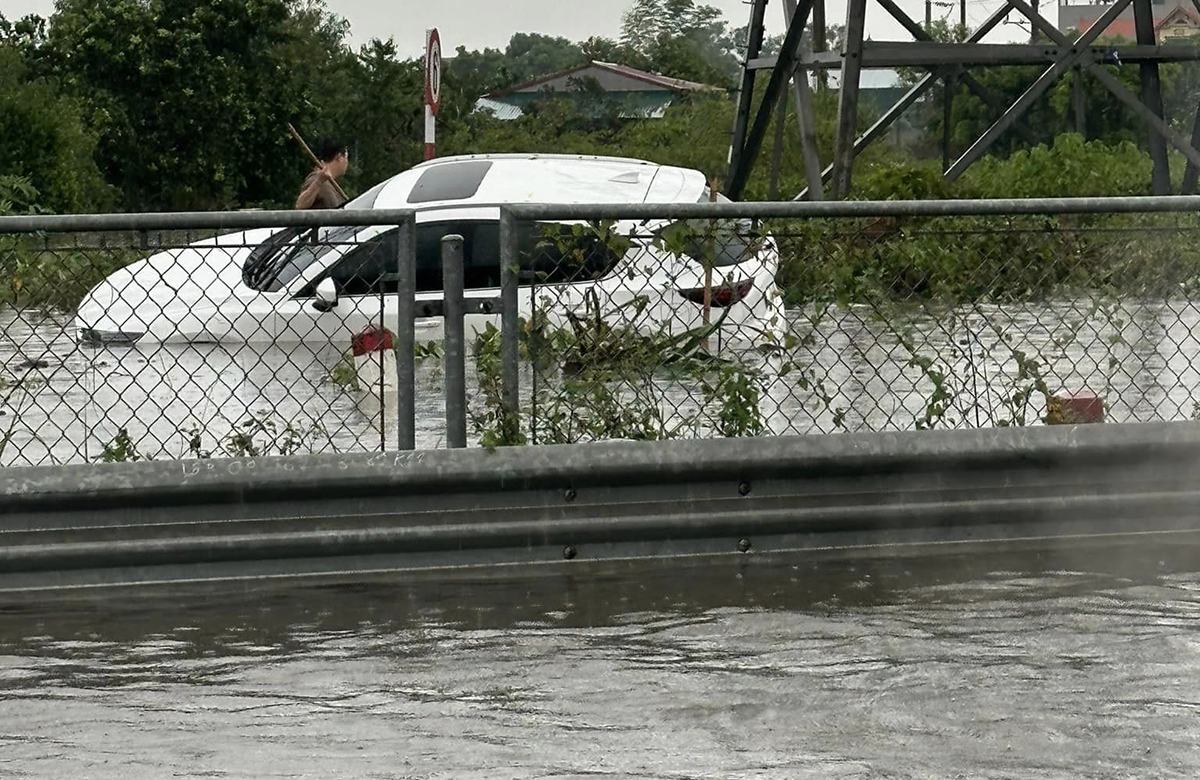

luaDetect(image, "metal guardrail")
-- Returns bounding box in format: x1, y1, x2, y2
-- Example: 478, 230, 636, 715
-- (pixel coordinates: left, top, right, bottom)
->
3, 420, 1200, 592
0, 208, 428, 234
500, 194, 1200, 220
9, 195, 1200, 235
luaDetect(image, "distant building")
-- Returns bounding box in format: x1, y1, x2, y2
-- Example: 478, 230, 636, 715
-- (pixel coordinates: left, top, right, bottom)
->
474, 60, 726, 121
826, 68, 922, 147
826, 68, 909, 115
1057, 0, 1200, 40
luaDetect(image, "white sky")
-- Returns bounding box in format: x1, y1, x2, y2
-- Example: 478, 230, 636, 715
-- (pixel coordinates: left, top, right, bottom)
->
2, 0, 1035, 56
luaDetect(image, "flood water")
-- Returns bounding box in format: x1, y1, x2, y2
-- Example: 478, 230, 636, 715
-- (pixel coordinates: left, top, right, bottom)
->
3, 539, 1200, 778
4, 298, 1200, 464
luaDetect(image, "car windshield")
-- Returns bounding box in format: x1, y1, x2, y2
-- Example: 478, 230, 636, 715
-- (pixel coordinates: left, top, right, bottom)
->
242, 225, 362, 293
344, 179, 387, 210
243, 217, 633, 295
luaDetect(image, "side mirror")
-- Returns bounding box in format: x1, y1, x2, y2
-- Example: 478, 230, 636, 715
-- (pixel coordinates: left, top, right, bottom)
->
312, 277, 338, 312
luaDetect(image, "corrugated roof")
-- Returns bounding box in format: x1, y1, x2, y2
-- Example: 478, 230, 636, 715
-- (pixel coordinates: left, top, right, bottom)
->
473, 94, 675, 121
473, 97, 525, 120
487, 60, 724, 99
587, 61, 726, 94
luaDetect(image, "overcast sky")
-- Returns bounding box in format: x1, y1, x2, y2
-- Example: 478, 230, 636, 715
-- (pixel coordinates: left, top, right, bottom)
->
3, 0, 1034, 56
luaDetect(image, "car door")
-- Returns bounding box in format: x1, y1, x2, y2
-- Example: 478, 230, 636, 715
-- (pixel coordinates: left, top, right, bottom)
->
272, 226, 398, 348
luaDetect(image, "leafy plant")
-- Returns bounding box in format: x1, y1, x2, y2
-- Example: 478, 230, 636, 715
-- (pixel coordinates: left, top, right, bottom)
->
327, 351, 361, 391
99, 428, 145, 462
181, 412, 332, 459
469, 323, 526, 449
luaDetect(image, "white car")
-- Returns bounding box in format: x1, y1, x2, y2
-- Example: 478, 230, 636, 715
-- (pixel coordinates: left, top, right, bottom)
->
75, 154, 786, 350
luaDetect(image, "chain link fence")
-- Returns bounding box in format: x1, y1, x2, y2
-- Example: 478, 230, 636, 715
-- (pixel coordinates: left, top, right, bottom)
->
3, 200, 1200, 465
0, 210, 428, 466
498, 200, 1200, 445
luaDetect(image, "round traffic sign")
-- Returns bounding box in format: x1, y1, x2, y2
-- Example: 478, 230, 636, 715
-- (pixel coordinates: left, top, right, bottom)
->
425, 28, 442, 115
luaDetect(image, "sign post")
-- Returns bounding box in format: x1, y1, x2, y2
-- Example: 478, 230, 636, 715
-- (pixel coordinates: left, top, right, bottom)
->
424, 28, 441, 161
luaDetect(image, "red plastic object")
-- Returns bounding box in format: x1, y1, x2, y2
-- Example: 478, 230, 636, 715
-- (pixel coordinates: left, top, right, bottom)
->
351, 326, 395, 357
678, 277, 754, 308
1046, 390, 1105, 424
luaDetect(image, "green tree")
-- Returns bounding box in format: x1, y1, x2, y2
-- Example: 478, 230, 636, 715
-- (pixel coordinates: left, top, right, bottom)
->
580, 36, 647, 68
37, 0, 336, 210
0, 11, 47, 59
0, 43, 111, 212
448, 33, 586, 99
619, 0, 739, 86
322, 38, 425, 190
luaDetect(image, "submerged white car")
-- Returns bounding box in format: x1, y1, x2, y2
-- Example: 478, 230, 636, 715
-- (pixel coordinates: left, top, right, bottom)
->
75, 154, 786, 350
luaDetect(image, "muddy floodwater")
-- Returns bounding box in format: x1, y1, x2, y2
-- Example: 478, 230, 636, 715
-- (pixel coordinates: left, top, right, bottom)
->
4, 299, 1200, 465
3, 540, 1200, 778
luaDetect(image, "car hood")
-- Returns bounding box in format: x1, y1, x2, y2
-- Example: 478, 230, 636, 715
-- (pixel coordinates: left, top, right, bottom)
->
76, 228, 276, 334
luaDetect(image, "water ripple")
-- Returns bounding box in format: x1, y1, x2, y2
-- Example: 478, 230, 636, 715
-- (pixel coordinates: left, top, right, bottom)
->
2, 544, 1200, 778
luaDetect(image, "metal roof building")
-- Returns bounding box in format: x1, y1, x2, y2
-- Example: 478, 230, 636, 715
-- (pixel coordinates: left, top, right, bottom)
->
473, 60, 726, 121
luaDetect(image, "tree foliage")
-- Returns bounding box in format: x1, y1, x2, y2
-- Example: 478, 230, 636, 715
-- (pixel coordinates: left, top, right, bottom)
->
32, 0, 321, 210
618, 0, 739, 86
0, 46, 112, 213
0, 0, 1190, 214
448, 33, 587, 98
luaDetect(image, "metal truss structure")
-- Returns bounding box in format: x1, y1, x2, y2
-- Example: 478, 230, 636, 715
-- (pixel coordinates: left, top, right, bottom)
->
724, 0, 1200, 200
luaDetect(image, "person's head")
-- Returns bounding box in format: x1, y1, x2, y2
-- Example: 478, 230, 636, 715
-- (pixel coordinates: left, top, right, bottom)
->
316, 137, 349, 178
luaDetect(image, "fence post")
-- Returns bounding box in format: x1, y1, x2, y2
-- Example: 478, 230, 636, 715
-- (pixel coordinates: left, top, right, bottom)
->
442, 234, 467, 448
396, 215, 417, 450
498, 208, 521, 439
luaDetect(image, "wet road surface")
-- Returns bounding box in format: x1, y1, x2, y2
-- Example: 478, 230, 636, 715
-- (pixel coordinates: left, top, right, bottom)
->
3, 540, 1200, 778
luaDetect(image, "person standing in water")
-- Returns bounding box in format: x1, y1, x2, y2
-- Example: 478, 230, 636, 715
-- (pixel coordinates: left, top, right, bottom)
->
295, 137, 350, 209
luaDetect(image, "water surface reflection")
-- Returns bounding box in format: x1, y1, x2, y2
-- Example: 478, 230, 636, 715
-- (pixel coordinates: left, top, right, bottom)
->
3, 543, 1200, 778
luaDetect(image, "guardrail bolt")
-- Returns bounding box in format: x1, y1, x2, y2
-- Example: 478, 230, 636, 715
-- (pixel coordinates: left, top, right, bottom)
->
564, 487, 576, 502
738, 481, 751, 496
737, 538, 752, 553
563, 545, 577, 560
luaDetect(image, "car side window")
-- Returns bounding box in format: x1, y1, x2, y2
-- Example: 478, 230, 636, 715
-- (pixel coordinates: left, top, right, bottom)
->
413, 220, 624, 291
299, 228, 399, 297
415, 221, 502, 292
298, 220, 629, 298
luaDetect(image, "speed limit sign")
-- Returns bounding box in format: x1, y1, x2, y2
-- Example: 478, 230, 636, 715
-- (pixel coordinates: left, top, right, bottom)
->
425, 28, 441, 115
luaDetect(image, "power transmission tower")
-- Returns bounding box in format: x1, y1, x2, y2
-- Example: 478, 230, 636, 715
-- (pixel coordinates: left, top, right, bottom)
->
724, 0, 1200, 200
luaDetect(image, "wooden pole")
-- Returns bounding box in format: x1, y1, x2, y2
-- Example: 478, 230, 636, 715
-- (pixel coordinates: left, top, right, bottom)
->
287, 123, 349, 202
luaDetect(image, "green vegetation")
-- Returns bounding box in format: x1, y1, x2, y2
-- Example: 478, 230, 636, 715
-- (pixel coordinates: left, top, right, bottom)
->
4, 0, 1200, 452
0, 49, 112, 214
2, 242, 138, 311
777, 135, 1200, 307
4, 0, 1196, 216
468, 307, 770, 446
96, 411, 333, 462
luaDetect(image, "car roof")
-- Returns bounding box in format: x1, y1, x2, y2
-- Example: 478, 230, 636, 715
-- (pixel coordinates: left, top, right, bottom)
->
354, 154, 709, 211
